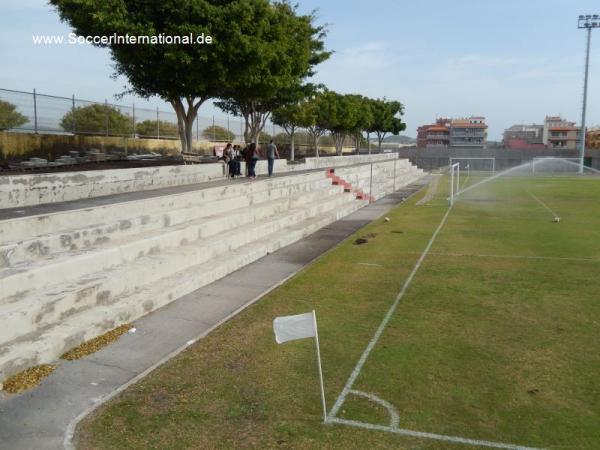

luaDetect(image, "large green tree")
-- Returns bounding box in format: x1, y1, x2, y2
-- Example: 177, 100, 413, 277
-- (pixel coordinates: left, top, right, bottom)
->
136, 120, 178, 138
215, 3, 329, 145
319, 92, 371, 156
50, 0, 226, 151
60, 104, 131, 135
291, 93, 329, 157
368, 98, 406, 152
347, 95, 374, 153
51, 0, 320, 153
272, 99, 313, 161
201, 125, 235, 142
0, 100, 28, 131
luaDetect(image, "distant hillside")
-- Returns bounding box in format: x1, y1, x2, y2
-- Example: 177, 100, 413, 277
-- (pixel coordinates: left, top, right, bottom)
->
382, 135, 416, 144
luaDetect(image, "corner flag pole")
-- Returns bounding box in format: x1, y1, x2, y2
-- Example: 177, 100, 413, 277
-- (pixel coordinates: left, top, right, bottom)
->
312, 310, 327, 423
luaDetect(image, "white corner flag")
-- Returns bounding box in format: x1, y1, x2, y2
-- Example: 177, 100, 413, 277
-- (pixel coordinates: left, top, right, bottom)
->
273, 310, 327, 423
273, 312, 315, 343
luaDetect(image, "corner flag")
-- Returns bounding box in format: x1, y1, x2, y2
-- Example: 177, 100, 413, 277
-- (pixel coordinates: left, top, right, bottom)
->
273, 312, 315, 343
273, 310, 327, 423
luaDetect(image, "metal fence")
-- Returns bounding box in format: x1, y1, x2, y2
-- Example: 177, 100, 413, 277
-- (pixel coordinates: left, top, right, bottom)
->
0, 88, 370, 160
0, 88, 306, 144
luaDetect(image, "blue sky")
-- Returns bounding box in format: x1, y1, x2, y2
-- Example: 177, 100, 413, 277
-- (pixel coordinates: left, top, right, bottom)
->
1, 0, 599, 140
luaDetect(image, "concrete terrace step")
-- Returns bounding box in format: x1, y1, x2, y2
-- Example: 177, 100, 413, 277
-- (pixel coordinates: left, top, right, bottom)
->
0, 171, 330, 245
0, 175, 337, 268
0, 191, 360, 345
0, 198, 366, 379
0, 183, 349, 303
0, 178, 336, 270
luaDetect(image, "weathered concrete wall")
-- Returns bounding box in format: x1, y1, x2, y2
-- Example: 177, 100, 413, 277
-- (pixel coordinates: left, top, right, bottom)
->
397, 146, 600, 171
0, 160, 424, 381
0, 153, 398, 209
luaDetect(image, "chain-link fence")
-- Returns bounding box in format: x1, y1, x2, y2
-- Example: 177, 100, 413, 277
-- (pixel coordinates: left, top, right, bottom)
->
0, 88, 363, 157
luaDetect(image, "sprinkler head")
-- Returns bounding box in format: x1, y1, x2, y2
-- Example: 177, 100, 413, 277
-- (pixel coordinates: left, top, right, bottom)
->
553, 217, 561, 223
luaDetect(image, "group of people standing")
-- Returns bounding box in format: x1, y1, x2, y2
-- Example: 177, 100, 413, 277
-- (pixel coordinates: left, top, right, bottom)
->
222, 140, 280, 180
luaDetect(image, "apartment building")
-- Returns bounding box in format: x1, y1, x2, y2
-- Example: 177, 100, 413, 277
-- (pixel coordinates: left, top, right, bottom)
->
503, 116, 580, 150
587, 127, 600, 149
417, 118, 450, 148
542, 116, 579, 150
449, 117, 488, 147
417, 116, 487, 149
503, 124, 545, 150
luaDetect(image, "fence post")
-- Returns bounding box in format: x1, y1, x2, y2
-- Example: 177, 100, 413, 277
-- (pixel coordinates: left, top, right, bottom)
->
393, 158, 397, 191
212, 116, 215, 141
104, 99, 109, 136
132, 103, 136, 138
72, 94, 76, 134
33, 88, 38, 134
196, 115, 199, 141
156, 107, 160, 139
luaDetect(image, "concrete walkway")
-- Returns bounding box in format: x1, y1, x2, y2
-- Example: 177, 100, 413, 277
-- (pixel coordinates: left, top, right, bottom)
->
0, 177, 430, 450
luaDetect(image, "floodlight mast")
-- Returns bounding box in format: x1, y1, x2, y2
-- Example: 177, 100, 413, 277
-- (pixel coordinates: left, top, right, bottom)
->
577, 15, 599, 174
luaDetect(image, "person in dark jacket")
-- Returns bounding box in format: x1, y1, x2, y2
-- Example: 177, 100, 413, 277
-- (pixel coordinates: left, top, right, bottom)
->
245, 142, 260, 179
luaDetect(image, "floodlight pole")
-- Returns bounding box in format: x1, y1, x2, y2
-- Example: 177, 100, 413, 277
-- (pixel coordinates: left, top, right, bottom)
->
577, 15, 598, 174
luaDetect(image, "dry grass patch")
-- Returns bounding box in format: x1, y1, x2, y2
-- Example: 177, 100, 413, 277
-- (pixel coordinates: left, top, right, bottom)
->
2, 364, 56, 394
60, 324, 132, 360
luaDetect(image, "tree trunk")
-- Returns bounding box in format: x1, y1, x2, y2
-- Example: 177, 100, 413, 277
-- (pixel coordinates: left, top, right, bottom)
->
367, 132, 371, 154
332, 132, 344, 156
376, 131, 386, 153
244, 106, 270, 145
171, 97, 204, 154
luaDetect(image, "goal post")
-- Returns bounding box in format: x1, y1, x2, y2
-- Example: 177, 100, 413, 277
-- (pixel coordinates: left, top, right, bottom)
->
531, 157, 582, 174
449, 157, 495, 173
449, 162, 460, 206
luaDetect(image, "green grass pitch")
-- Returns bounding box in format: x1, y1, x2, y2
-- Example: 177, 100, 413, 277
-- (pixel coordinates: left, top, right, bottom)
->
77, 173, 600, 450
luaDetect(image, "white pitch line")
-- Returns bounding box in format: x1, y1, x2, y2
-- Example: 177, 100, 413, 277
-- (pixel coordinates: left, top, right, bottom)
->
357, 262, 383, 267
348, 390, 399, 428
527, 191, 559, 219
328, 206, 453, 420
424, 252, 598, 263
328, 417, 543, 450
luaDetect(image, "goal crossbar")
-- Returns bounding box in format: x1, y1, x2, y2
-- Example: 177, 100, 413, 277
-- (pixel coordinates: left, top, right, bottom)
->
449, 157, 495, 173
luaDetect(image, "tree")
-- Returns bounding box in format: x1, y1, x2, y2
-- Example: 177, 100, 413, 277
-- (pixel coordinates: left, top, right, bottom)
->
347, 95, 374, 154
292, 93, 328, 157
201, 125, 235, 142
319, 92, 371, 156
215, 3, 329, 144
51, 0, 226, 152
51, 1, 317, 153
368, 98, 406, 152
0, 100, 28, 131
136, 120, 178, 138
272, 100, 312, 161
60, 104, 131, 135
258, 131, 272, 144
272, 132, 291, 145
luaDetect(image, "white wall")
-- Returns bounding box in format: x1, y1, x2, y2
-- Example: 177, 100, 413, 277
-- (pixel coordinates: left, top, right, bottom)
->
0, 153, 400, 209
